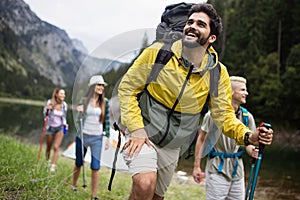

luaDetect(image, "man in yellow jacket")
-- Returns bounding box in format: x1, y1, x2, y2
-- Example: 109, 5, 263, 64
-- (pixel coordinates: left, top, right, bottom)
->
118, 3, 273, 200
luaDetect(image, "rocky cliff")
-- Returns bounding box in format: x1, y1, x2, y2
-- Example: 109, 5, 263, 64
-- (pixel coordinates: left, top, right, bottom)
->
0, 0, 123, 98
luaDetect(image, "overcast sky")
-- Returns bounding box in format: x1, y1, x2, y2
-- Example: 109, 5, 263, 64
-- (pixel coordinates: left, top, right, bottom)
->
23, 0, 204, 55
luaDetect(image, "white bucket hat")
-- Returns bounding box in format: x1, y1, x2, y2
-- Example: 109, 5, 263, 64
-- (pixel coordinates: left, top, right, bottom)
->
88, 75, 108, 87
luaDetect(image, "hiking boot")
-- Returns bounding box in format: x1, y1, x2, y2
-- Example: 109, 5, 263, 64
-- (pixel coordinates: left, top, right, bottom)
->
91, 196, 99, 200
50, 164, 56, 172
71, 185, 77, 192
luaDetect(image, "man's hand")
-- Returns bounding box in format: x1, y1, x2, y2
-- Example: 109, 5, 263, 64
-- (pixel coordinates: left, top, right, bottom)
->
122, 128, 151, 158
193, 167, 205, 184
249, 126, 273, 146
246, 145, 259, 159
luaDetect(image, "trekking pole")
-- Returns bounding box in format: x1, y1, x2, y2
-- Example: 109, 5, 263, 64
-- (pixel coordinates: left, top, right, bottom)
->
37, 109, 49, 163
245, 146, 258, 200
248, 122, 272, 200
79, 112, 87, 188
108, 122, 122, 191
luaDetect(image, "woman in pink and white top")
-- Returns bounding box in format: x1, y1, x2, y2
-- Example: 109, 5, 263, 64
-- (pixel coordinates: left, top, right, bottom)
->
43, 88, 68, 172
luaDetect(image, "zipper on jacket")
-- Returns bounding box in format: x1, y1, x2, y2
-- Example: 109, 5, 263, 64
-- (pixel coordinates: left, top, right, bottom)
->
157, 65, 194, 146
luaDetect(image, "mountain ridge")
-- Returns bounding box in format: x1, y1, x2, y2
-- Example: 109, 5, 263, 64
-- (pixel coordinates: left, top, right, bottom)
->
0, 0, 124, 99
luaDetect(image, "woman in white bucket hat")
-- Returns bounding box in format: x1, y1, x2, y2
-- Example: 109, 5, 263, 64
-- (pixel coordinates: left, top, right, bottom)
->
72, 75, 110, 200
88, 75, 108, 87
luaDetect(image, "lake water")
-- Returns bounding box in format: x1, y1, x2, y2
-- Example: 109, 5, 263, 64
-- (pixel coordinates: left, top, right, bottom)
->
0, 102, 299, 200
0, 102, 76, 148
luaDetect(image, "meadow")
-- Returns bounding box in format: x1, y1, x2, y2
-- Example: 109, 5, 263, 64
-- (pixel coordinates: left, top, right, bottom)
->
0, 134, 205, 200
1, 132, 298, 199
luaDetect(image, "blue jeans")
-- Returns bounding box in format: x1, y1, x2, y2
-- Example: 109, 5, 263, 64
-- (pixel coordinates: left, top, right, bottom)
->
75, 134, 103, 170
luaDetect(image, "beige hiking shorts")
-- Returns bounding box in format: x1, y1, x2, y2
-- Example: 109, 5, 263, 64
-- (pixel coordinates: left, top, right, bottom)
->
123, 141, 181, 197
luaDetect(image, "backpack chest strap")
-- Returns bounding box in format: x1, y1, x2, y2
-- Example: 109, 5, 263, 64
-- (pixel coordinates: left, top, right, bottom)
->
208, 148, 243, 178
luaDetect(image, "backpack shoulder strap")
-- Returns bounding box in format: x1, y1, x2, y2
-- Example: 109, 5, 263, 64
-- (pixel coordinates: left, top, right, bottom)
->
210, 62, 221, 98
201, 62, 221, 116
145, 42, 174, 86
240, 106, 249, 126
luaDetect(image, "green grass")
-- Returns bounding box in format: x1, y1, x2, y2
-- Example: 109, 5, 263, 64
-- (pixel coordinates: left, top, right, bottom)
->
3, 133, 297, 200
0, 134, 206, 199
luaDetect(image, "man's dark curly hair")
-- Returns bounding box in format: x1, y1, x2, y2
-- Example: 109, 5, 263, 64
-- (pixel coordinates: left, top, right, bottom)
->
188, 3, 222, 38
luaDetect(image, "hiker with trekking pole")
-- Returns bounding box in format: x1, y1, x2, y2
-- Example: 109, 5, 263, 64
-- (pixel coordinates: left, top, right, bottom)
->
117, 3, 274, 200
42, 88, 68, 172
72, 75, 110, 200
193, 76, 260, 199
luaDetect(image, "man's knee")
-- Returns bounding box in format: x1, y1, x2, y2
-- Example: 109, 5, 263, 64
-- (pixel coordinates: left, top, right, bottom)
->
133, 172, 156, 193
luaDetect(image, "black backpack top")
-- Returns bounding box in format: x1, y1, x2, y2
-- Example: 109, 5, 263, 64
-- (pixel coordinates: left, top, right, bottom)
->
156, 2, 195, 43
148, 2, 195, 84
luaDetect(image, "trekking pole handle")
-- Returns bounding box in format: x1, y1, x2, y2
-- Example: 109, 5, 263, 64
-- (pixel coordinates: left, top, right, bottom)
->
258, 122, 272, 153
260, 122, 272, 129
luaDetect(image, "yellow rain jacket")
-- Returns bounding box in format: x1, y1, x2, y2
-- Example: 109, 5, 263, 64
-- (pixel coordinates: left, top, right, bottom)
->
118, 40, 251, 147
